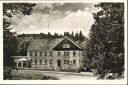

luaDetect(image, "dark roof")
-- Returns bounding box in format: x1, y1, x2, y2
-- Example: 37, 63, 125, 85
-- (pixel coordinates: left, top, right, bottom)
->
27, 36, 85, 51
27, 38, 63, 51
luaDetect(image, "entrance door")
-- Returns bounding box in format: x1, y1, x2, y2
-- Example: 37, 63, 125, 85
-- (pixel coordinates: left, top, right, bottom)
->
57, 60, 61, 67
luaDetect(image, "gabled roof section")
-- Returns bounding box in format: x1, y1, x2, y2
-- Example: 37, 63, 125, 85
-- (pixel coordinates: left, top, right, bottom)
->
52, 36, 82, 50
27, 36, 82, 51
65, 36, 82, 49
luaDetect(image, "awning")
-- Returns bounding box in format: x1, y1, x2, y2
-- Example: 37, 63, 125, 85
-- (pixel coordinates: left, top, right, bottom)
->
15, 58, 29, 62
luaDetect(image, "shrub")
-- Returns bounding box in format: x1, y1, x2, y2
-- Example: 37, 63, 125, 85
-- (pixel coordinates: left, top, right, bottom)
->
60, 69, 78, 72
3, 66, 12, 80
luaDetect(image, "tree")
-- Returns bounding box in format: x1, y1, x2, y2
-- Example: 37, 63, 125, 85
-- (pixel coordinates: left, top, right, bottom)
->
47, 32, 52, 38
3, 3, 36, 66
3, 3, 36, 79
19, 41, 30, 56
86, 3, 124, 79
71, 31, 74, 40
79, 31, 84, 43
3, 18, 18, 66
54, 32, 60, 38
74, 32, 79, 41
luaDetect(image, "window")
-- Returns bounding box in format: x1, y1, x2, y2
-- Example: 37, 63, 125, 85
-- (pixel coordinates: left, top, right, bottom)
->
35, 52, 37, 56
64, 60, 66, 64
18, 63, 21, 67
64, 52, 70, 56
73, 60, 76, 64
58, 52, 61, 56
35, 59, 37, 65
67, 60, 69, 64
49, 52, 52, 56
63, 44, 70, 48
50, 60, 52, 64
44, 52, 47, 56
30, 52, 32, 56
30, 60, 32, 63
73, 51, 76, 56
40, 52, 42, 56
23, 63, 27, 67
67, 52, 69, 56
44, 60, 47, 65
64, 52, 66, 56
40, 60, 42, 65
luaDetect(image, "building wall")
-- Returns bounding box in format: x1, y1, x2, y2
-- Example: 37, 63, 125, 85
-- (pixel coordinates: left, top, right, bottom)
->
27, 50, 83, 70
27, 51, 53, 69
53, 50, 83, 69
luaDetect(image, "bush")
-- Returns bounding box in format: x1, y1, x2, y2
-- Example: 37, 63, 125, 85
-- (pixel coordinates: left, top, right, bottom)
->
60, 69, 78, 72
3, 66, 12, 80
42, 75, 59, 80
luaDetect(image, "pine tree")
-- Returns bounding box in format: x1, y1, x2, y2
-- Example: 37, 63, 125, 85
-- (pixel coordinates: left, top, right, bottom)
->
79, 31, 84, 43
74, 32, 79, 41
71, 31, 74, 40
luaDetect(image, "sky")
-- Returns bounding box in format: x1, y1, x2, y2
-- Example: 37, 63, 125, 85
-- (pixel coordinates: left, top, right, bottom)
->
10, 3, 100, 37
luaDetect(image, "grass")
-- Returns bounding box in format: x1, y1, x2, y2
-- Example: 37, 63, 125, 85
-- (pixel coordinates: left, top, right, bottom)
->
10, 70, 59, 80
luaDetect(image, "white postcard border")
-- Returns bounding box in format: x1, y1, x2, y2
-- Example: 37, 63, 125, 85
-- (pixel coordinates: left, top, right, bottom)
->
0, 0, 127, 84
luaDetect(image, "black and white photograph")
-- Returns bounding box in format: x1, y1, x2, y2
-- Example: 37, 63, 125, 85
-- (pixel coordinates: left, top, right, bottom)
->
0, 0, 127, 84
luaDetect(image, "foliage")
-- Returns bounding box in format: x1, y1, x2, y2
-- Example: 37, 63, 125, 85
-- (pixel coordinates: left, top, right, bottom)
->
18, 41, 30, 56
3, 18, 18, 66
3, 3, 36, 17
17, 31, 86, 42
3, 3, 36, 66
3, 3, 36, 80
86, 3, 124, 79
3, 66, 13, 80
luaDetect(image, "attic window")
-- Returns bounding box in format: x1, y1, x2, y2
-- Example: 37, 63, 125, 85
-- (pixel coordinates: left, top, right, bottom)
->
63, 44, 70, 48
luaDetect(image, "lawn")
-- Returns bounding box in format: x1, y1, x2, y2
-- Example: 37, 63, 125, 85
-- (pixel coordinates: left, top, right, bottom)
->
10, 70, 59, 80
10, 69, 97, 80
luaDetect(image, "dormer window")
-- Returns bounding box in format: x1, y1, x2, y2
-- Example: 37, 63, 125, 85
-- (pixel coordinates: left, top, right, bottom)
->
63, 44, 70, 48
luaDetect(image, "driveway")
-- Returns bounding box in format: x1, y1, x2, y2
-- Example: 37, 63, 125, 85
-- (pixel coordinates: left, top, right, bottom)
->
14, 70, 97, 80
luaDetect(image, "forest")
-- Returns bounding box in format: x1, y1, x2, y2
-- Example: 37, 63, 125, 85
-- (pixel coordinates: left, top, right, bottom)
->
17, 31, 86, 42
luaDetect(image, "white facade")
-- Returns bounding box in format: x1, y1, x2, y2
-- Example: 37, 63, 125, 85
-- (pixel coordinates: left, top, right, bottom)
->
13, 37, 84, 71
27, 50, 83, 70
